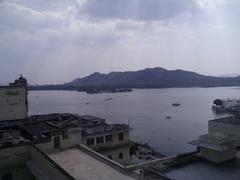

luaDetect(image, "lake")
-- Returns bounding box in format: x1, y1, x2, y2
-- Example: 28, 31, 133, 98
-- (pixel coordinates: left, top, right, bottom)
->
28, 87, 239, 155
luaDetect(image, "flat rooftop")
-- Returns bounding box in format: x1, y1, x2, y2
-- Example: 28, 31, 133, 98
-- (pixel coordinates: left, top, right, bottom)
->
22, 122, 60, 136
29, 113, 107, 128
163, 155, 240, 180
79, 115, 105, 121
48, 148, 136, 180
210, 116, 240, 124
82, 124, 129, 136
189, 133, 236, 152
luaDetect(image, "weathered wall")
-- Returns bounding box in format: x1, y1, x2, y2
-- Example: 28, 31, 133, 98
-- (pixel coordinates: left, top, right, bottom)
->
29, 145, 75, 180
36, 135, 74, 153
82, 131, 129, 150
101, 145, 131, 165
0, 145, 29, 170
0, 87, 27, 121
209, 121, 240, 140
200, 147, 237, 163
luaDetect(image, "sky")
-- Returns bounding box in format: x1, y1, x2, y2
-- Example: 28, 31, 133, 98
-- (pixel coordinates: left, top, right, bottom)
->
0, 0, 240, 84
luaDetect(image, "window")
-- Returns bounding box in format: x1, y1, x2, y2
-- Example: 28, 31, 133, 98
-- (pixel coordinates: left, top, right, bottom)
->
2, 173, 12, 180
105, 135, 112, 142
54, 136, 60, 149
108, 155, 112, 159
119, 152, 123, 159
0, 133, 3, 139
87, 138, 95, 145
96, 136, 104, 144
118, 133, 124, 141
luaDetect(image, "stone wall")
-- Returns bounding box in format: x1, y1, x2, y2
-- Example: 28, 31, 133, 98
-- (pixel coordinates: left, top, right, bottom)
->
0, 87, 27, 121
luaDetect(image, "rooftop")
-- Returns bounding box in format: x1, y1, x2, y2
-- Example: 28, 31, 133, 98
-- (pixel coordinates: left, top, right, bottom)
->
163, 156, 240, 180
210, 116, 240, 125
189, 133, 236, 152
81, 124, 129, 136
21, 122, 61, 137
29, 113, 107, 128
48, 147, 137, 180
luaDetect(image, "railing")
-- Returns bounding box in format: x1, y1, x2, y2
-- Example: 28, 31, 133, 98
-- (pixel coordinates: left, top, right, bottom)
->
29, 144, 75, 180
77, 144, 140, 179
126, 156, 177, 170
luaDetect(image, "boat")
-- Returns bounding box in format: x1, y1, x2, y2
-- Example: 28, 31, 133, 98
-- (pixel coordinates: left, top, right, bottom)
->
172, 103, 181, 107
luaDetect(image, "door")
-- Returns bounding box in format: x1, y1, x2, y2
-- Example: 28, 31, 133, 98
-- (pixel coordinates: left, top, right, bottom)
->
54, 136, 60, 149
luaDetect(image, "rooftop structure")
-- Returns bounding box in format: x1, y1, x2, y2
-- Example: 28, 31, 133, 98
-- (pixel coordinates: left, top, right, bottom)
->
189, 133, 237, 163
21, 122, 62, 140
28, 113, 106, 128
189, 133, 236, 152
209, 115, 240, 124
208, 115, 240, 147
81, 123, 129, 136
0, 75, 28, 123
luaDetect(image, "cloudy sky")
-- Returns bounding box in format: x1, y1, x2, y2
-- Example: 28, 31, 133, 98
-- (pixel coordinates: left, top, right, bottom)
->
0, 0, 240, 84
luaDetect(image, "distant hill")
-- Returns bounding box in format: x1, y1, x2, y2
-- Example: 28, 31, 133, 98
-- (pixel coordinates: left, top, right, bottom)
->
29, 67, 240, 90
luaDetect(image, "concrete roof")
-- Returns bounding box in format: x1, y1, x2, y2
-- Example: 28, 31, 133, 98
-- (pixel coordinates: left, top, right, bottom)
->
48, 148, 137, 180
210, 116, 240, 124
189, 133, 236, 152
22, 123, 59, 136
163, 157, 240, 180
79, 115, 105, 121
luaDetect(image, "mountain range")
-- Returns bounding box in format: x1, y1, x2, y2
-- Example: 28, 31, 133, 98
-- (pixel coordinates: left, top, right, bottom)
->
29, 67, 240, 90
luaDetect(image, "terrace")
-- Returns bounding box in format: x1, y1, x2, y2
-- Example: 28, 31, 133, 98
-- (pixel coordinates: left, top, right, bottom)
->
209, 116, 240, 125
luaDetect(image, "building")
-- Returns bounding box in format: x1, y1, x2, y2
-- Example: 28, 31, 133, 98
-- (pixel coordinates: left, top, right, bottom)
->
138, 114, 240, 180
209, 115, 240, 145
0, 115, 140, 180
4, 76, 240, 180
0, 77, 175, 180
0, 75, 28, 123
0, 77, 143, 180
189, 133, 237, 163
26, 113, 131, 164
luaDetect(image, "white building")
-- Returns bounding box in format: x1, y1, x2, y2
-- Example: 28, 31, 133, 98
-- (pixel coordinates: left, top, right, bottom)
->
209, 116, 240, 146
189, 115, 240, 164
189, 133, 237, 163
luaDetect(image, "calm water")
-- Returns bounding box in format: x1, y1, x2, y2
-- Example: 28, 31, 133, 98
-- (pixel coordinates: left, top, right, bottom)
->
28, 87, 240, 155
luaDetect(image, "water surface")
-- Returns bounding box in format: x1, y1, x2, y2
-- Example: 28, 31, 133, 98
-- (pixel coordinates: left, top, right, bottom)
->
28, 87, 239, 155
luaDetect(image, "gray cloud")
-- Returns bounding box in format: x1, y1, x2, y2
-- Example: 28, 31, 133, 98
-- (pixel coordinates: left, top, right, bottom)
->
82, 0, 194, 21
0, 0, 240, 84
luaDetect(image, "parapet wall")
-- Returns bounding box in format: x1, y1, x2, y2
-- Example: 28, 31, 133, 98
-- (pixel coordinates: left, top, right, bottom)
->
29, 145, 75, 180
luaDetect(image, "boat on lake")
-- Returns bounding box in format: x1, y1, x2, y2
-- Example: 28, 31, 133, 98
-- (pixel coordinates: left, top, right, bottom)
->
172, 103, 181, 107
